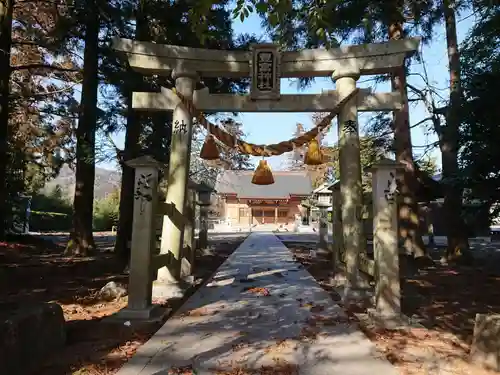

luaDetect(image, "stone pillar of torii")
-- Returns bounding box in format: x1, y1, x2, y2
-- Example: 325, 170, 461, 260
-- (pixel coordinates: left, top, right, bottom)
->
112, 37, 418, 311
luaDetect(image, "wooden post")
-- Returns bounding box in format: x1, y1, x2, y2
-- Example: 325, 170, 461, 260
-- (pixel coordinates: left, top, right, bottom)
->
117, 156, 163, 319
369, 158, 404, 320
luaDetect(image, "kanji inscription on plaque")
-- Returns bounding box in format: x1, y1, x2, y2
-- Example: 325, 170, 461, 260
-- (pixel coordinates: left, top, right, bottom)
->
256, 52, 273, 91
250, 44, 280, 100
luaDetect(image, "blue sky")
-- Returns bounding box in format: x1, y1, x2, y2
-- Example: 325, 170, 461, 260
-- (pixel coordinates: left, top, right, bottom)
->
103, 9, 475, 171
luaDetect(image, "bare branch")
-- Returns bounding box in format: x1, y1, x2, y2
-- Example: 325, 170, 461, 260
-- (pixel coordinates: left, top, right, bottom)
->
11, 64, 80, 72
10, 81, 82, 99
371, 116, 433, 140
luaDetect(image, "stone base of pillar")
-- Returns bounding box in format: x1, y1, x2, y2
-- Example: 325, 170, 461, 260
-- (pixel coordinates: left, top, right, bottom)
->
328, 267, 374, 306
152, 279, 194, 302
340, 286, 373, 305
330, 267, 371, 289
195, 238, 209, 250
152, 280, 190, 301
180, 257, 193, 278
366, 308, 423, 330
111, 304, 168, 322
316, 245, 330, 255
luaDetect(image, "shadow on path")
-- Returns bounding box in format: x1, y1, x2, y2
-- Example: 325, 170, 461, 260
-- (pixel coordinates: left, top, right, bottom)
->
117, 233, 397, 375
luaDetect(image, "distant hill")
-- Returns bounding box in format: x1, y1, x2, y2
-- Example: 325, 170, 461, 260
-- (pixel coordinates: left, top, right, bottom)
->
42, 165, 122, 200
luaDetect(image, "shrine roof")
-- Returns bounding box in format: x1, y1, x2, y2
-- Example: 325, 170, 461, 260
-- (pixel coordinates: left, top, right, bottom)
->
215, 170, 313, 199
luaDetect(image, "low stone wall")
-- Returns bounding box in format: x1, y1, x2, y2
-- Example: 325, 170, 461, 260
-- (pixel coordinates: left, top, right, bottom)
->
0, 303, 66, 375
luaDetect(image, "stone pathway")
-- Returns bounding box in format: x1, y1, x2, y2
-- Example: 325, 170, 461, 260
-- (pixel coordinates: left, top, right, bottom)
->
117, 233, 397, 375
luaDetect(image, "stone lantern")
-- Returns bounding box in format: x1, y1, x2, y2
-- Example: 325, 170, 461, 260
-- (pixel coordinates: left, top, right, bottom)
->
196, 182, 213, 249
315, 200, 330, 253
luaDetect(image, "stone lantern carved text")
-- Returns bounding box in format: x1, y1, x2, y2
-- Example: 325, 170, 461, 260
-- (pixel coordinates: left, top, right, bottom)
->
135, 173, 153, 214
384, 172, 399, 204
319, 208, 328, 229
250, 44, 280, 101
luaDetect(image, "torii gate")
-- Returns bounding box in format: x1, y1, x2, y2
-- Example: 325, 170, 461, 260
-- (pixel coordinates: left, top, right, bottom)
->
112, 37, 419, 295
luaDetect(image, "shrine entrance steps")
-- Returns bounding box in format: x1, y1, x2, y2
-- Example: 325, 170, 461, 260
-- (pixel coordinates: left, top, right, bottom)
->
116, 233, 397, 375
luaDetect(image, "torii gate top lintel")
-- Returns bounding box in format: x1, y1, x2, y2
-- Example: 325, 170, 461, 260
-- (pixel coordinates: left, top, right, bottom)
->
112, 37, 420, 79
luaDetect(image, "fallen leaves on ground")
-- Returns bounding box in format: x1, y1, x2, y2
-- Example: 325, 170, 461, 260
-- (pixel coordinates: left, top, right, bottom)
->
167, 364, 196, 374
284, 241, 500, 375
243, 287, 270, 296
298, 326, 319, 342
232, 341, 249, 351
184, 307, 217, 317
306, 314, 351, 326
1, 233, 245, 375
213, 358, 299, 375
61, 298, 128, 321
263, 339, 293, 354
257, 359, 299, 375
298, 301, 325, 313
361, 326, 499, 375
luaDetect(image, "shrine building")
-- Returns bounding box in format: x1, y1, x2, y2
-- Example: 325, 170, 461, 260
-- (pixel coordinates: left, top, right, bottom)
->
215, 170, 313, 225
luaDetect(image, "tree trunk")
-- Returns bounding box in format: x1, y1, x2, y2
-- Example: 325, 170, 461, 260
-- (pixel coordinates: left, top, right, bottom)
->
114, 4, 149, 266
66, 2, 99, 256
114, 95, 141, 266
388, 15, 430, 264
0, 0, 14, 239
151, 111, 171, 162
442, 0, 471, 263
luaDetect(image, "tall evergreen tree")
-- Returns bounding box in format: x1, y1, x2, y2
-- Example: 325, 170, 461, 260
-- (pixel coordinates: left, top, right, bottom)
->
65, 0, 100, 255
0, 0, 81, 237
113, 0, 151, 265
0, 0, 14, 238
460, 2, 500, 221
440, 0, 470, 260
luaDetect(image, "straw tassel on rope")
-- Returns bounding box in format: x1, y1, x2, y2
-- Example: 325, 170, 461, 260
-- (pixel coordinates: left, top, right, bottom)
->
200, 134, 220, 160
304, 137, 323, 165
252, 159, 274, 185
200, 123, 220, 160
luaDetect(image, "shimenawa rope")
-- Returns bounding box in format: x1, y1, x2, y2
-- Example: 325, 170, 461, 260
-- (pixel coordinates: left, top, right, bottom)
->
171, 87, 359, 157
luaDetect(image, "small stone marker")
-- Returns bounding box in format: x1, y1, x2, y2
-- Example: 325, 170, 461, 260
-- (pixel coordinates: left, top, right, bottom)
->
181, 188, 196, 277
368, 158, 404, 320
117, 155, 163, 320
328, 181, 342, 271
470, 313, 500, 371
